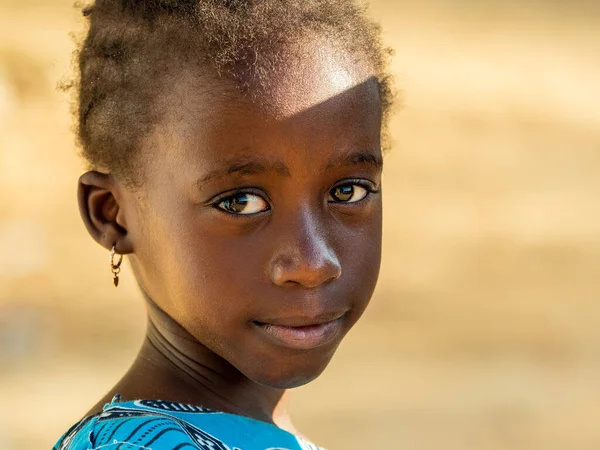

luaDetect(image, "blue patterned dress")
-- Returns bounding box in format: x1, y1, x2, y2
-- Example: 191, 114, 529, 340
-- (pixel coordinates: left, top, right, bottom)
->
53, 396, 325, 450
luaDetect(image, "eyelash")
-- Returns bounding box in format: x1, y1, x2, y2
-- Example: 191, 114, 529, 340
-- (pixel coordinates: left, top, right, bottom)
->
328, 180, 380, 205
211, 180, 379, 217
211, 188, 272, 218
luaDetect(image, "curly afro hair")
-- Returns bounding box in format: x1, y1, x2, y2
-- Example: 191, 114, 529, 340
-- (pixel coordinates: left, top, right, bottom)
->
72, 0, 394, 186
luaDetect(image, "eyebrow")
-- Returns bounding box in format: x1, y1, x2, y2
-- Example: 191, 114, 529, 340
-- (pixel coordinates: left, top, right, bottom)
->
196, 150, 383, 188
196, 156, 291, 187
326, 151, 384, 172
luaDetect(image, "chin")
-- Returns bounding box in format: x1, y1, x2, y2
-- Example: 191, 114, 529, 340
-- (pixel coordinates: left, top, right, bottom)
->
253, 368, 325, 390
244, 345, 340, 389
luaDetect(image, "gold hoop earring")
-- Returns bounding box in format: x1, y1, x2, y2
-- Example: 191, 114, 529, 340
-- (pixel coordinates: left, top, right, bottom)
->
110, 244, 124, 287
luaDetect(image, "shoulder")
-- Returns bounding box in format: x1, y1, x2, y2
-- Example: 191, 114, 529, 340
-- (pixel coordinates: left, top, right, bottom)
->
53, 403, 220, 450
53, 398, 326, 450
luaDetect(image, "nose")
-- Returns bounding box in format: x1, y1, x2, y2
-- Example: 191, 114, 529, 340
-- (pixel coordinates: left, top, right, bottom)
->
268, 208, 342, 288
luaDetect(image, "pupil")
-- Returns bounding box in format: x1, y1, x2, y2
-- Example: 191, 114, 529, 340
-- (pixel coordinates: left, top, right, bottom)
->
226, 195, 248, 212
334, 185, 353, 201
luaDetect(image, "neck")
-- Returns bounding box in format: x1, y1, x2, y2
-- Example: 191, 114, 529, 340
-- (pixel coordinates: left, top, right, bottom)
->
119, 300, 295, 432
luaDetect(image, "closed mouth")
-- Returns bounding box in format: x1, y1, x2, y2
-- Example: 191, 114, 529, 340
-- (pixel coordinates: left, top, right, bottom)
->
252, 312, 347, 350
252, 311, 347, 328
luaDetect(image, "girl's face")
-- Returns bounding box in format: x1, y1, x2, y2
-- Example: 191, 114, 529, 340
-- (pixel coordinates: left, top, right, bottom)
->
126, 44, 383, 388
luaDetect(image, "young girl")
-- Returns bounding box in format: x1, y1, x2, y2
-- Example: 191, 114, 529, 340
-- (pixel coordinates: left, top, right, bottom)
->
54, 0, 393, 448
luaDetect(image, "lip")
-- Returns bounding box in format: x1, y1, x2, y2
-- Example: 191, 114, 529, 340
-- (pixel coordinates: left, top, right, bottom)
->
253, 313, 346, 350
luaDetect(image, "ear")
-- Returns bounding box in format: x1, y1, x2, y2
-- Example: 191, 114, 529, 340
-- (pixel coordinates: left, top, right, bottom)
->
78, 171, 134, 254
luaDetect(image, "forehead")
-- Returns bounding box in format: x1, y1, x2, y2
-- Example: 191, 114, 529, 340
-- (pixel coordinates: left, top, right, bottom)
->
245, 39, 376, 119
147, 40, 381, 175
159, 37, 379, 119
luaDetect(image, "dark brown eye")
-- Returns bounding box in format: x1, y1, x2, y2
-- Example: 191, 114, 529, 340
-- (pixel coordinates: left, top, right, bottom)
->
329, 184, 369, 203
217, 193, 269, 214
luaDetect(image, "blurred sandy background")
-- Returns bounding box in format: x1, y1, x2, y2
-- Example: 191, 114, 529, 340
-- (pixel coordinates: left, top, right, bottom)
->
1, 0, 599, 448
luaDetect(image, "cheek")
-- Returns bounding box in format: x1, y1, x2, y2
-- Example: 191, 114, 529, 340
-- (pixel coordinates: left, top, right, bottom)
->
164, 222, 269, 321
334, 195, 383, 265
338, 206, 383, 308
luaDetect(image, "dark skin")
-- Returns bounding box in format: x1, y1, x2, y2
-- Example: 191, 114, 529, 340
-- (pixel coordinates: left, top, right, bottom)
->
77, 41, 383, 435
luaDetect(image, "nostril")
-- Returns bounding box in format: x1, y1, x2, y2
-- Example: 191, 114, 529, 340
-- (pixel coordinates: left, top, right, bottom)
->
268, 254, 341, 288
267, 217, 341, 288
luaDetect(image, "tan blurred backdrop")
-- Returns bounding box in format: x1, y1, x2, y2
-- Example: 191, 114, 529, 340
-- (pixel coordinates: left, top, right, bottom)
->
1, 0, 599, 449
